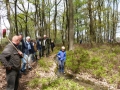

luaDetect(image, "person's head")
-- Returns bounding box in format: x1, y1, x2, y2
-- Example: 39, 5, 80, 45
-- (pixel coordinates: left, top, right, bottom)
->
61, 46, 65, 51
18, 34, 23, 41
43, 35, 47, 38
51, 40, 54, 43
26, 36, 31, 42
12, 35, 20, 45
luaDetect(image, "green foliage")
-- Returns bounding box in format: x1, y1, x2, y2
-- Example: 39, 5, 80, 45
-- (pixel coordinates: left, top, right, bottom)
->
66, 45, 120, 82
38, 59, 47, 68
112, 46, 120, 54
38, 58, 52, 72
27, 77, 93, 90
89, 57, 101, 69
66, 48, 90, 73
27, 78, 40, 88
93, 66, 106, 79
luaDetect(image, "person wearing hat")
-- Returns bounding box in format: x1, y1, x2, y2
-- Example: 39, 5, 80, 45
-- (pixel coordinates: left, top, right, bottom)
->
57, 46, 66, 74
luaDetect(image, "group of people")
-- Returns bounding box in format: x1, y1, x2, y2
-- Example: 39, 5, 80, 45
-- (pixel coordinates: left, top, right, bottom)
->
19, 34, 55, 75
0, 34, 67, 90
0, 34, 55, 90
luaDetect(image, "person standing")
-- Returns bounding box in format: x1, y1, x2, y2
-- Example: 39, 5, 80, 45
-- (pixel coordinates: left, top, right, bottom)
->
42, 35, 47, 57
36, 36, 42, 59
51, 40, 55, 52
57, 46, 66, 74
32, 39, 38, 61
42, 35, 51, 57
0, 35, 23, 90
18, 34, 27, 75
24, 36, 34, 70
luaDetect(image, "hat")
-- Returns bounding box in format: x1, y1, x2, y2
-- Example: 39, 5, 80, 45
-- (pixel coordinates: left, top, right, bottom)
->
61, 46, 65, 50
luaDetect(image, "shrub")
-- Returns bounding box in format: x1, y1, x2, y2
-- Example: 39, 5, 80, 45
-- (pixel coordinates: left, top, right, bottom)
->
66, 48, 90, 73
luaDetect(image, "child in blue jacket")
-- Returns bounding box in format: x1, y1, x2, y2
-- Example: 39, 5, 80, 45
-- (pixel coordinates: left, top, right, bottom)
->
57, 46, 66, 74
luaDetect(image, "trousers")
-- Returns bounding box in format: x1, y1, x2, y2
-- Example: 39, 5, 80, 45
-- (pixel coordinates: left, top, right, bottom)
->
6, 69, 20, 90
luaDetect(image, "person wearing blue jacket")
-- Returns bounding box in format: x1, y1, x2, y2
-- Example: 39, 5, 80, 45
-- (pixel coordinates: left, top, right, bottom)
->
24, 36, 34, 70
57, 46, 66, 74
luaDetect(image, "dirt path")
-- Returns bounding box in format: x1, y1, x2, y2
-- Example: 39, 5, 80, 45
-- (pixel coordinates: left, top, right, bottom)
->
0, 67, 6, 90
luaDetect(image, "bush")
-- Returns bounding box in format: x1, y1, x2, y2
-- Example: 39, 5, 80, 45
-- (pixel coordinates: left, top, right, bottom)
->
66, 48, 90, 73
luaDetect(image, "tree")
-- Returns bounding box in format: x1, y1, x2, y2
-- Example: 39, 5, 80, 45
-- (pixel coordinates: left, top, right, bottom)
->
68, 0, 74, 50
5, 0, 13, 38
14, 0, 18, 35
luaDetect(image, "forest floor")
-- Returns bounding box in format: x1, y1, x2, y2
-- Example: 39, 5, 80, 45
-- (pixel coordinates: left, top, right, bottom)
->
0, 53, 119, 90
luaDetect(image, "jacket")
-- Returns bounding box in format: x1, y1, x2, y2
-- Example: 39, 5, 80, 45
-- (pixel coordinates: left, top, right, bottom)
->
51, 42, 55, 48
57, 50, 66, 61
18, 39, 25, 53
24, 41, 34, 55
0, 43, 21, 71
36, 39, 42, 50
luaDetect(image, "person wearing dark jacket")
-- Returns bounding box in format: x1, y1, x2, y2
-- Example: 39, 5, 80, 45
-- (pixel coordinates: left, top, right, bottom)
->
51, 40, 55, 52
42, 35, 51, 57
24, 36, 34, 70
36, 36, 42, 58
0, 35, 23, 90
18, 34, 27, 75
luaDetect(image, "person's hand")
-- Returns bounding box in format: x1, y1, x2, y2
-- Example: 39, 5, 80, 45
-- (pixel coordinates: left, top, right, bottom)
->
6, 67, 11, 70
18, 50, 23, 57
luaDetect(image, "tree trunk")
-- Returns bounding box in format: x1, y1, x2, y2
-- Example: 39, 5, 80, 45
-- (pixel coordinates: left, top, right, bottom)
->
6, 0, 13, 38
15, 0, 18, 35
88, 0, 95, 45
68, 0, 74, 50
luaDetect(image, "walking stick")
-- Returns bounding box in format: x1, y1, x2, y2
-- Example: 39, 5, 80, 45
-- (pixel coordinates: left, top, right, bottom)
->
6, 36, 32, 69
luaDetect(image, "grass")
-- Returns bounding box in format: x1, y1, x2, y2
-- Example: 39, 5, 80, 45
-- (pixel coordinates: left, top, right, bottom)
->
37, 57, 53, 72
27, 77, 93, 90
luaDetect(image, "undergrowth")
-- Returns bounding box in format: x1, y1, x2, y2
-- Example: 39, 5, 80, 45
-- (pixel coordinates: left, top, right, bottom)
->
66, 45, 120, 84
27, 77, 93, 90
27, 44, 120, 89
37, 58, 52, 72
